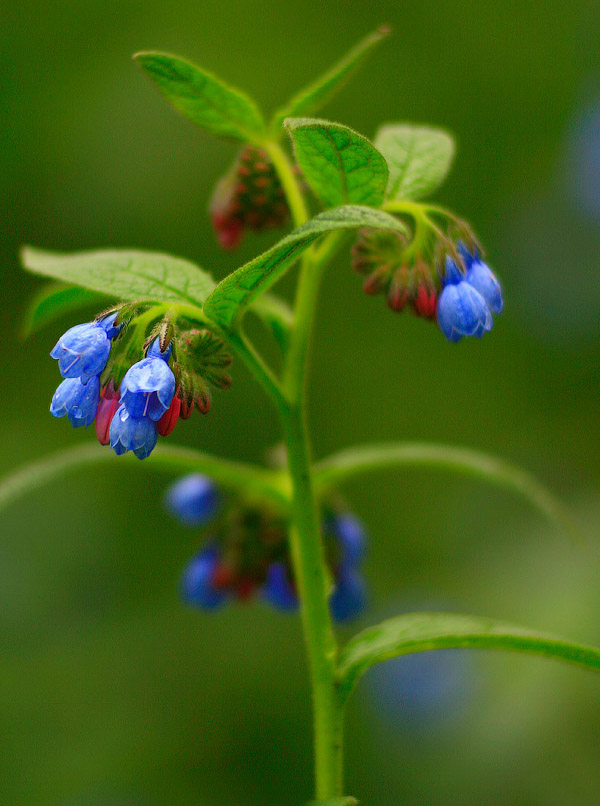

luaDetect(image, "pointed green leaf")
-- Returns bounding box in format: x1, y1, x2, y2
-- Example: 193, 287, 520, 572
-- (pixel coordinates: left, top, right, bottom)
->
286, 118, 388, 208
134, 52, 266, 143
249, 293, 293, 354
203, 206, 407, 329
375, 124, 455, 200
337, 612, 600, 704
272, 26, 391, 134
21, 247, 215, 308
22, 283, 110, 337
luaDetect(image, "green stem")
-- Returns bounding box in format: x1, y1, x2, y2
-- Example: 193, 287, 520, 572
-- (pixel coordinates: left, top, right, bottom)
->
281, 406, 343, 799
0, 443, 290, 515
263, 140, 309, 229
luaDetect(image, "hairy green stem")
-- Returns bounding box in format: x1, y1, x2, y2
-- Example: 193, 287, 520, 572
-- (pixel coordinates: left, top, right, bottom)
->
265, 137, 345, 799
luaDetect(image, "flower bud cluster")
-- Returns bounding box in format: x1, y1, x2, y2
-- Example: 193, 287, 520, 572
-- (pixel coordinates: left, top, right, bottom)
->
352, 227, 504, 342
209, 146, 291, 249
50, 313, 232, 460
167, 475, 368, 622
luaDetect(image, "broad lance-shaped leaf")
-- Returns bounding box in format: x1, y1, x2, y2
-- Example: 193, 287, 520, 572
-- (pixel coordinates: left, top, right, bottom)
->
134, 52, 266, 143
21, 247, 216, 308
22, 283, 110, 337
375, 124, 455, 201
286, 118, 388, 208
336, 612, 600, 704
203, 206, 407, 329
271, 26, 391, 134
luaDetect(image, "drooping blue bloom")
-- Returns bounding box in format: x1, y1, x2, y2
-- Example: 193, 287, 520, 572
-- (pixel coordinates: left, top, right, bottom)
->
50, 375, 100, 428
181, 545, 227, 609
263, 562, 298, 612
50, 321, 112, 382
165, 474, 220, 526
120, 339, 175, 421
457, 243, 503, 315
109, 403, 158, 460
330, 567, 366, 623
326, 513, 366, 566
437, 257, 493, 342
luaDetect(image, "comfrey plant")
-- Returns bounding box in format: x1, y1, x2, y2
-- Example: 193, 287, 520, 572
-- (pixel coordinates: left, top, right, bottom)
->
2, 27, 600, 804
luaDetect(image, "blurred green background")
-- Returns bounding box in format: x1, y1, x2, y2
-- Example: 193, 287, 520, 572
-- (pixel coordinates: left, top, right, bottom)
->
2, 1, 600, 803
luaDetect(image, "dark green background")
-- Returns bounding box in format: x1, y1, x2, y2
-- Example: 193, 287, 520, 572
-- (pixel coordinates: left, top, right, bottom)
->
2, 1, 600, 803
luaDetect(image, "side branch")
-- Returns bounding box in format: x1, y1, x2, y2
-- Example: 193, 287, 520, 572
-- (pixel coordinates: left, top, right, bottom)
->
313, 442, 583, 543
0, 443, 289, 515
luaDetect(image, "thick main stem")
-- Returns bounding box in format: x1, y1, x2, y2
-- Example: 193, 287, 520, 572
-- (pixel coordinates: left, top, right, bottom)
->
281, 405, 343, 800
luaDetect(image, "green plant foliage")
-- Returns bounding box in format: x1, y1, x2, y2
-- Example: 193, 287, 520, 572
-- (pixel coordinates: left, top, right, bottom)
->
375, 123, 455, 200
134, 52, 266, 143
203, 206, 407, 329
20, 247, 215, 308
271, 26, 391, 134
250, 293, 294, 354
22, 283, 109, 337
336, 612, 600, 704
286, 118, 388, 208
307, 798, 359, 805
313, 442, 583, 543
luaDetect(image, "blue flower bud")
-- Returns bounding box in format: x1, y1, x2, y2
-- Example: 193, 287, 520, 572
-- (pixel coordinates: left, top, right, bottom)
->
50, 375, 100, 428
181, 546, 227, 609
263, 562, 298, 612
326, 514, 366, 567
437, 258, 493, 342
120, 342, 176, 421
97, 312, 122, 340
109, 403, 158, 460
165, 474, 220, 526
50, 321, 111, 382
330, 567, 367, 623
465, 260, 503, 315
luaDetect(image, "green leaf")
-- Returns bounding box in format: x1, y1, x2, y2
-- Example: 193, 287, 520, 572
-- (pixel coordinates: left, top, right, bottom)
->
0, 444, 288, 516
203, 205, 407, 329
306, 799, 358, 806
21, 247, 215, 308
286, 118, 388, 208
134, 52, 266, 143
313, 442, 584, 544
22, 283, 110, 337
337, 612, 600, 704
249, 293, 293, 354
374, 124, 455, 200
271, 26, 391, 134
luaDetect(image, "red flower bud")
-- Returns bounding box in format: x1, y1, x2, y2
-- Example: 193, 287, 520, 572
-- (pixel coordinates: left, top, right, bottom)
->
157, 393, 181, 437
95, 382, 120, 446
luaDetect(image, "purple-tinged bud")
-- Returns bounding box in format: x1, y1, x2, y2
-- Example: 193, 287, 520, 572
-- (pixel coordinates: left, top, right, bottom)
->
50, 375, 100, 428
95, 382, 120, 445
157, 393, 181, 436
209, 146, 290, 250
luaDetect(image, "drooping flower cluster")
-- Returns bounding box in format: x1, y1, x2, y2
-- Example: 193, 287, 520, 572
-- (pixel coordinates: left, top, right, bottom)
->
209, 145, 291, 249
50, 314, 121, 429
50, 313, 232, 460
167, 475, 368, 622
352, 228, 504, 342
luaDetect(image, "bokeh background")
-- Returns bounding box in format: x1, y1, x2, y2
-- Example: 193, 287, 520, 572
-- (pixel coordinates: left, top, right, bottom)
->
2, 1, 600, 803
